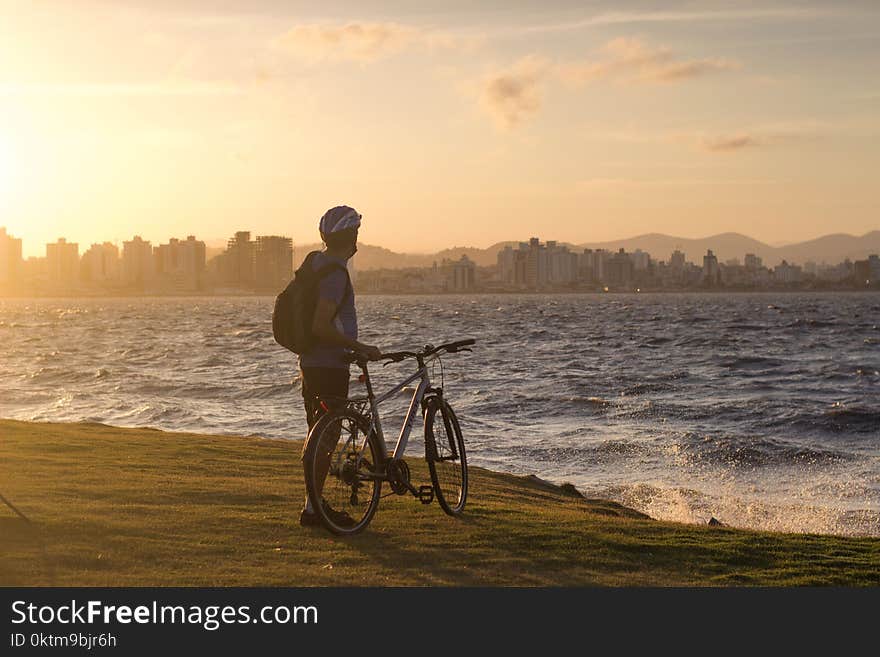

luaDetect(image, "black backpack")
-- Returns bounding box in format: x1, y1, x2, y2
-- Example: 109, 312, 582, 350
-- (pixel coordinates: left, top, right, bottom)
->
272, 251, 352, 354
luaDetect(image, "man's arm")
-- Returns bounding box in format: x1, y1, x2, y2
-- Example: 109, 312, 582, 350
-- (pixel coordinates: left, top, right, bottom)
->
312, 297, 381, 360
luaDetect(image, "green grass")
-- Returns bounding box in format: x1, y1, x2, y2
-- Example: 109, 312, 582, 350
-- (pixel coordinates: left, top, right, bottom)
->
1, 419, 878, 586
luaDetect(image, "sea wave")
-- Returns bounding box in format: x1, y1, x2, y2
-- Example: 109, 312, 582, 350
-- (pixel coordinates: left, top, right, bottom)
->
1, 291, 878, 536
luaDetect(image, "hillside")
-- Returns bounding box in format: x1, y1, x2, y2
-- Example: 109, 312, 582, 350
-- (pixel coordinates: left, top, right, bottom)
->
2, 420, 878, 586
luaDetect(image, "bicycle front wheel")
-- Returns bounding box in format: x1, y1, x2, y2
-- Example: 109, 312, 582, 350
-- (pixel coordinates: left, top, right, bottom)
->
424, 397, 467, 516
303, 409, 383, 535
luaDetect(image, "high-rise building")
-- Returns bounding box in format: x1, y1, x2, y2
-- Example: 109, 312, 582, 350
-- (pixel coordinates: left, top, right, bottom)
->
525, 237, 549, 288
437, 255, 477, 291
774, 260, 802, 284
122, 236, 155, 287
498, 245, 528, 288
448, 255, 476, 291
577, 249, 594, 282
593, 249, 609, 283
154, 236, 206, 291
631, 249, 650, 271
81, 242, 120, 285
0, 227, 23, 287
22, 256, 48, 286
215, 231, 256, 287
606, 248, 634, 288
498, 246, 515, 285
46, 238, 79, 288
179, 236, 206, 286
546, 241, 577, 284
702, 250, 720, 286
255, 235, 293, 290
669, 250, 686, 271
576, 248, 611, 284
869, 254, 880, 282
744, 253, 763, 270
852, 256, 879, 286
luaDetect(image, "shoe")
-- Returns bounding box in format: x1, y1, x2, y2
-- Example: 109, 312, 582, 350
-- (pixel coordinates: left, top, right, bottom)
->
300, 499, 357, 528
299, 508, 322, 527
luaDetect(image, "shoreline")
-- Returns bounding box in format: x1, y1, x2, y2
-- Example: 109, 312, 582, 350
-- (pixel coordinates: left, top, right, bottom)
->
1, 288, 879, 299
2, 419, 878, 586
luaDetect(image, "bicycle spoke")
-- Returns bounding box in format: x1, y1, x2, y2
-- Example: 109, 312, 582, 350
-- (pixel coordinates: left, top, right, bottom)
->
425, 399, 468, 516
304, 411, 382, 534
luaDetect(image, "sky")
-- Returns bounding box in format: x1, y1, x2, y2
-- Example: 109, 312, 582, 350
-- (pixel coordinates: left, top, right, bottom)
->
1, 0, 879, 257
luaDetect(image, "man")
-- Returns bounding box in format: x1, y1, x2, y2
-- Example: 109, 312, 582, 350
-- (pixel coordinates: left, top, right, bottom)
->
299, 205, 381, 527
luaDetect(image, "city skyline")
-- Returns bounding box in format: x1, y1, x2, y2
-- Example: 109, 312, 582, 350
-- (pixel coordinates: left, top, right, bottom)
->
5, 218, 880, 261
2, 1, 879, 255
1, 225, 877, 295
2, 224, 879, 265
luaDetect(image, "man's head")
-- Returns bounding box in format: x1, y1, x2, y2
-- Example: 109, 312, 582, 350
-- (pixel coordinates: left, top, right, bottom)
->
319, 205, 361, 258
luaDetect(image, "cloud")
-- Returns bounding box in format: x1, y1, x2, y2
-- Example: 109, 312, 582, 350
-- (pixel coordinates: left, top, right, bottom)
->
479, 56, 550, 130
576, 120, 828, 154
477, 38, 737, 129
558, 38, 738, 85
691, 123, 826, 153
491, 6, 845, 37
701, 134, 761, 152
576, 177, 780, 189
275, 22, 466, 63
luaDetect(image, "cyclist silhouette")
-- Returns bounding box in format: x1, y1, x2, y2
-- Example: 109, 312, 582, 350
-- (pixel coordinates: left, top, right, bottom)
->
298, 205, 381, 527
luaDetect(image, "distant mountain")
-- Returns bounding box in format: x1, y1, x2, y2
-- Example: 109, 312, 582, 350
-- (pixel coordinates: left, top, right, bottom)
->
206, 232, 880, 270
410, 232, 878, 269
775, 232, 880, 266
574, 232, 768, 265
572, 231, 880, 266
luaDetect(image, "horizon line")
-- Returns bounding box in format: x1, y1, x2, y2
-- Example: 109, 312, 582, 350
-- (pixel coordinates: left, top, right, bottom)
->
7, 227, 879, 259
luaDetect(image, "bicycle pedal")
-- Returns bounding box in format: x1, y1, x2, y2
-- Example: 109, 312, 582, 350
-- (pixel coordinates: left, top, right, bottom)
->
418, 485, 434, 505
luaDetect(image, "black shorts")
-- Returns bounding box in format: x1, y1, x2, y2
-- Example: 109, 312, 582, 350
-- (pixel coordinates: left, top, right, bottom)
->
300, 366, 350, 431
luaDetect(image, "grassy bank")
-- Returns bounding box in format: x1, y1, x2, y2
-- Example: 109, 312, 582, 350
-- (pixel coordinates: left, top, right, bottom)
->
1, 419, 878, 586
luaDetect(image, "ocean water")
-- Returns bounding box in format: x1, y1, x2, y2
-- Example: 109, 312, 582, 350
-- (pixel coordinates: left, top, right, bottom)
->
1, 292, 878, 536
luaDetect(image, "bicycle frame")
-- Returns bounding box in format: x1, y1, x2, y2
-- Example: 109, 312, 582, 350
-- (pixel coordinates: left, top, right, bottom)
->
349, 355, 439, 464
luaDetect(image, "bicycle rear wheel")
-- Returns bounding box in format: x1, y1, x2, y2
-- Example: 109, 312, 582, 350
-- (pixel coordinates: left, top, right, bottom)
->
424, 397, 467, 516
303, 409, 382, 535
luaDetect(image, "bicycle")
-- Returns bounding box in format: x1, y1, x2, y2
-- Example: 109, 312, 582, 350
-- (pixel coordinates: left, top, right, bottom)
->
302, 338, 475, 535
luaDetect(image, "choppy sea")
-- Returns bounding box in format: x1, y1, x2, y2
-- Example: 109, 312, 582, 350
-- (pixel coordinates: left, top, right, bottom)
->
1, 292, 878, 536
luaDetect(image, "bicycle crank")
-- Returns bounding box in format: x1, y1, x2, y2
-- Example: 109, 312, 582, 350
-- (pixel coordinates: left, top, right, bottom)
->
387, 459, 411, 495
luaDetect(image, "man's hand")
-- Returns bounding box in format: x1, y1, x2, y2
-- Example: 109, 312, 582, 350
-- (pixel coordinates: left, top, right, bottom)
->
358, 344, 382, 361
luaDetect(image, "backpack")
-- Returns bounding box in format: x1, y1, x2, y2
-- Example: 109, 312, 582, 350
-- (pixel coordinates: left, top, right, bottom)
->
272, 251, 352, 354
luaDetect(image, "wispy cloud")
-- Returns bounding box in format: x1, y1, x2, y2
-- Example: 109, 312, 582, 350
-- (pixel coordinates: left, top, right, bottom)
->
577, 120, 828, 153
275, 21, 468, 63
701, 134, 761, 152
493, 6, 846, 37
558, 38, 738, 85
689, 122, 826, 153
576, 177, 779, 189
478, 38, 736, 128
479, 56, 550, 130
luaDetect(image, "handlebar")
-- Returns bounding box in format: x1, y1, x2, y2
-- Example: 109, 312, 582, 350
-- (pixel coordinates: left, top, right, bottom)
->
342, 338, 476, 365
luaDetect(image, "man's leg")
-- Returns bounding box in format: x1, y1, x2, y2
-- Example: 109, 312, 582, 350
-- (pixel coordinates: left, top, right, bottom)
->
301, 368, 350, 513
301, 369, 317, 512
